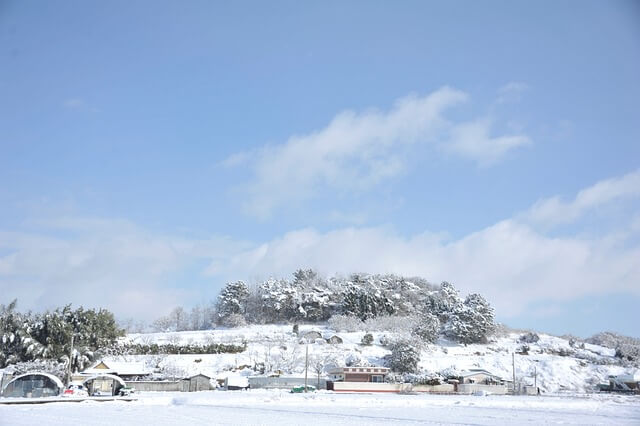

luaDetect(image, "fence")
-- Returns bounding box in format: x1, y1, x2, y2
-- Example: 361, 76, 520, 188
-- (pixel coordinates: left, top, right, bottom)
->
248, 376, 327, 390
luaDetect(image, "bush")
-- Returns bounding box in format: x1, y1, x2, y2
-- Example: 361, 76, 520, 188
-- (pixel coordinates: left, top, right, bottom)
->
519, 332, 540, 344
361, 333, 374, 346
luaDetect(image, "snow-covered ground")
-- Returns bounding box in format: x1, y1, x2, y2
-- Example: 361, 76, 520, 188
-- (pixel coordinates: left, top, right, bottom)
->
115, 325, 634, 393
2, 390, 639, 425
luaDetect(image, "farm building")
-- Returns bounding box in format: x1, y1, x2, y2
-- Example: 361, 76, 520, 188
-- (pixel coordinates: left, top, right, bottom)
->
327, 367, 390, 383
1, 372, 63, 398
185, 374, 214, 391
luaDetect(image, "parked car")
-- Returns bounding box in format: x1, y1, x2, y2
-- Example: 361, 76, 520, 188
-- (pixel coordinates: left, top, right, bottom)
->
62, 383, 89, 397
290, 385, 316, 393
118, 386, 136, 396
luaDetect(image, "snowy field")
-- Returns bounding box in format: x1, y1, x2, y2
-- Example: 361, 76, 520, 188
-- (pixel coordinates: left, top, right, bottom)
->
1, 390, 639, 425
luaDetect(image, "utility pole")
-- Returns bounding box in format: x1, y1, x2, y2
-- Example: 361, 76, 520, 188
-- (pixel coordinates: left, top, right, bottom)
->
512, 352, 516, 395
304, 342, 309, 393
67, 334, 75, 385
534, 366, 537, 394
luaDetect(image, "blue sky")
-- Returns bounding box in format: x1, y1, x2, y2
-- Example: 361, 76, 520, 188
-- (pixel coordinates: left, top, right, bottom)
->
1, 1, 639, 337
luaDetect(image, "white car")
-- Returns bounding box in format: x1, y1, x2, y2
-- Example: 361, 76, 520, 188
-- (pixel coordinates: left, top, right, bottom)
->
62, 383, 89, 397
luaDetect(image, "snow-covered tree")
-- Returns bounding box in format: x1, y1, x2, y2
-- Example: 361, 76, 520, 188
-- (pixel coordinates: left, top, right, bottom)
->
412, 313, 440, 344
385, 340, 420, 373
341, 275, 395, 320
444, 293, 495, 344
217, 281, 250, 324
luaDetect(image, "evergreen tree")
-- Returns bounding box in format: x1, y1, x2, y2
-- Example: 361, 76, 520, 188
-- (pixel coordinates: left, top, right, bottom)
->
385, 340, 420, 373
217, 281, 250, 324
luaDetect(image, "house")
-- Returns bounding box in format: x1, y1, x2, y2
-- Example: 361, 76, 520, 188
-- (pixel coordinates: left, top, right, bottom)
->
83, 360, 151, 381
456, 369, 504, 385
327, 367, 390, 383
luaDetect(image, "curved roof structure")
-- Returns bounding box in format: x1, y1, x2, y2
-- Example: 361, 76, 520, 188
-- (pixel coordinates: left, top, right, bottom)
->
1, 372, 64, 394
81, 373, 126, 387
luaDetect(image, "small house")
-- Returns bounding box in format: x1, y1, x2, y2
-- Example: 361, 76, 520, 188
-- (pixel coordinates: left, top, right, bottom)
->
457, 369, 504, 385
327, 367, 390, 383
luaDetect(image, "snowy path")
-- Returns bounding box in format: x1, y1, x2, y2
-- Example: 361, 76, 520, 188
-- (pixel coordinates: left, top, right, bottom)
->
1, 391, 639, 425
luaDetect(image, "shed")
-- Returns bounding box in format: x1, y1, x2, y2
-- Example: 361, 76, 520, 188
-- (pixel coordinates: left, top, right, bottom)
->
1, 372, 63, 398
184, 374, 214, 392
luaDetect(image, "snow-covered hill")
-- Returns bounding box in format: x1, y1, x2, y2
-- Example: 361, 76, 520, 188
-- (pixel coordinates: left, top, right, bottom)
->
106, 324, 636, 394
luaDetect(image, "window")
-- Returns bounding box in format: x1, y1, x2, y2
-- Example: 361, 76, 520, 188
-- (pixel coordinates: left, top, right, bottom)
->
372, 375, 383, 383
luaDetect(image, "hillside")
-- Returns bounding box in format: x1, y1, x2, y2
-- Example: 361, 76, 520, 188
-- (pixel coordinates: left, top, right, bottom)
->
107, 324, 633, 394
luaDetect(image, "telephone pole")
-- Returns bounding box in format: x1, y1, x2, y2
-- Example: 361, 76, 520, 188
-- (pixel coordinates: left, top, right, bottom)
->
67, 334, 75, 385
304, 342, 309, 392
512, 352, 516, 394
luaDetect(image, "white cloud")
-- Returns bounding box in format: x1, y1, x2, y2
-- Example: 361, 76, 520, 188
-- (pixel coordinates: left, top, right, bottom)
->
63, 98, 86, 109
208, 170, 640, 318
207, 218, 639, 318
6, 171, 637, 324
497, 82, 529, 104
227, 87, 531, 218
444, 118, 531, 167
525, 169, 640, 226
0, 217, 249, 321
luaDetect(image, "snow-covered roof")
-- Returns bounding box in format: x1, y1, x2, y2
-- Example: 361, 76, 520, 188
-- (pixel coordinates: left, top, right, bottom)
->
2, 372, 64, 392
85, 360, 150, 376
328, 367, 389, 374
225, 376, 249, 387
459, 369, 501, 378
81, 373, 126, 387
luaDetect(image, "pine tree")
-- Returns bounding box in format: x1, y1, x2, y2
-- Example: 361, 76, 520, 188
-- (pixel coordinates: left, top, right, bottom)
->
385, 340, 420, 373
412, 312, 440, 343
217, 281, 250, 324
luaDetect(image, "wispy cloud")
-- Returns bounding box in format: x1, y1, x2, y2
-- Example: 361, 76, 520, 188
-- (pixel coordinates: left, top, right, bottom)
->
226, 87, 531, 218
62, 98, 99, 112
524, 169, 640, 226
444, 118, 531, 167
497, 82, 529, 104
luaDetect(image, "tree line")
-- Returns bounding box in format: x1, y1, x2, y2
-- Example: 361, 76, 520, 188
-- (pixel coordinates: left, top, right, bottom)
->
0, 300, 123, 372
